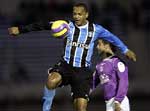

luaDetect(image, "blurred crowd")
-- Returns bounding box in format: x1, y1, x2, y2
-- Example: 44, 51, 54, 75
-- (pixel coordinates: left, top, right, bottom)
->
0, 0, 149, 33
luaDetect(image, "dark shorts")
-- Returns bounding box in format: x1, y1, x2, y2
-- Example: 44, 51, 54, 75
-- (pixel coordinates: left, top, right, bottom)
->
48, 59, 93, 100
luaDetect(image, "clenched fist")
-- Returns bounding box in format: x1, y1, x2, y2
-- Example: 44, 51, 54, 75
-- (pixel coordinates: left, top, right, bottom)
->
125, 49, 136, 62
8, 27, 20, 35
114, 101, 121, 111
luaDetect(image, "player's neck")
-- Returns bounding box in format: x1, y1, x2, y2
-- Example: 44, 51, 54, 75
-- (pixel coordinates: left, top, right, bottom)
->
75, 20, 88, 27
101, 52, 114, 60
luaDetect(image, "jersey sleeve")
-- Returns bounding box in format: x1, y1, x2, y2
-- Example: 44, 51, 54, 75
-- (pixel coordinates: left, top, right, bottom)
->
18, 21, 52, 33
96, 24, 128, 54
114, 59, 129, 103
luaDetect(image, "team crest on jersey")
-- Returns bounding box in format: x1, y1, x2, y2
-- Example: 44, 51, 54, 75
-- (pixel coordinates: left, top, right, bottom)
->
88, 31, 93, 38
117, 62, 125, 72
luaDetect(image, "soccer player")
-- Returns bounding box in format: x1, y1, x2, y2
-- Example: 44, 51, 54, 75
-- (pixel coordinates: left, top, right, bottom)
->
91, 39, 130, 111
8, 2, 136, 111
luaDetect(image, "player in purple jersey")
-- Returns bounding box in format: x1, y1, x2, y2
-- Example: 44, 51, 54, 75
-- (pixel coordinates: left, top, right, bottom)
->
91, 39, 130, 111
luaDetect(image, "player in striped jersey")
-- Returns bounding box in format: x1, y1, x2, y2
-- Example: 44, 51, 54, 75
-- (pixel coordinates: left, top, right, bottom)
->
8, 2, 136, 111
91, 39, 130, 111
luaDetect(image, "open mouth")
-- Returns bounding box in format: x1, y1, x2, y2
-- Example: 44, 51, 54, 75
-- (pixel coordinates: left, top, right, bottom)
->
75, 20, 80, 22
75, 20, 81, 25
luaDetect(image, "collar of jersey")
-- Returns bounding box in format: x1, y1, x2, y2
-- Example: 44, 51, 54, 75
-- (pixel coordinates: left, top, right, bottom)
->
75, 21, 89, 29
103, 55, 115, 61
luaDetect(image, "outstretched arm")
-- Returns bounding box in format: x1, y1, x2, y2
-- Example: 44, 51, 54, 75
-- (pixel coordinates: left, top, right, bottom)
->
97, 25, 136, 61
8, 21, 52, 35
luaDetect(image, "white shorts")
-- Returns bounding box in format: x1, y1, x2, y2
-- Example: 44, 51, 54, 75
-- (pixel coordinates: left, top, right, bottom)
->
105, 96, 130, 111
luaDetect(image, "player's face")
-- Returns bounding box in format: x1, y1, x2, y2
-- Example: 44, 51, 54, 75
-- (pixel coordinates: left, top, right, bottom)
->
73, 6, 88, 26
97, 40, 108, 54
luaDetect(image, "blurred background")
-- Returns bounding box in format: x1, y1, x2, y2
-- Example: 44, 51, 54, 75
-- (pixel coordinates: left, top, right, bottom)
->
0, 0, 149, 111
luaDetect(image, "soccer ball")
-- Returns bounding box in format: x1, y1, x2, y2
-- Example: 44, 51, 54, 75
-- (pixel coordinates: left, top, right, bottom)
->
51, 20, 69, 38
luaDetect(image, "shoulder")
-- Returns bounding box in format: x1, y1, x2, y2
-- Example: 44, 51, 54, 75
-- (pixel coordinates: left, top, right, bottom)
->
93, 23, 102, 28
67, 20, 80, 25
68, 20, 73, 24
112, 57, 126, 73
92, 23, 109, 33
67, 21, 75, 28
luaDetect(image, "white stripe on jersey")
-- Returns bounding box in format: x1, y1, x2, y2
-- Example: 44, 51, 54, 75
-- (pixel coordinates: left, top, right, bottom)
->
85, 24, 95, 67
73, 26, 89, 67
64, 22, 75, 64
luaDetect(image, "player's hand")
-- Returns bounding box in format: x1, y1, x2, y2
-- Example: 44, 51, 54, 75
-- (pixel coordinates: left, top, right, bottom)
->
114, 102, 121, 111
8, 27, 20, 35
125, 49, 136, 62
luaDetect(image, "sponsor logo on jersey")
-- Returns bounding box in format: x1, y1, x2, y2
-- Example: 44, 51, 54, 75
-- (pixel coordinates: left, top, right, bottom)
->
66, 39, 89, 49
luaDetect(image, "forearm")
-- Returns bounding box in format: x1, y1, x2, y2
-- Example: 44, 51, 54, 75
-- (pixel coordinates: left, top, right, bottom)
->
102, 34, 128, 54
98, 25, 128, 54
18, 21, 51, 33
115, 79, 128, 103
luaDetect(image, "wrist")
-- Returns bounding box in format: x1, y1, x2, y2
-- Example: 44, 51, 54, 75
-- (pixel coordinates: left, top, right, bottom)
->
124, 48, 129, 54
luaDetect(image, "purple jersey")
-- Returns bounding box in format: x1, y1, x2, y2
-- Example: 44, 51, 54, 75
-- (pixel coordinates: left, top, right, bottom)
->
93, 56, 128, 102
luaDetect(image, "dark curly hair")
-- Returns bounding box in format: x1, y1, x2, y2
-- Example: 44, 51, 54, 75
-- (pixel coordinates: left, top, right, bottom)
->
100, 39, 117, 53
73, 2, 89, 12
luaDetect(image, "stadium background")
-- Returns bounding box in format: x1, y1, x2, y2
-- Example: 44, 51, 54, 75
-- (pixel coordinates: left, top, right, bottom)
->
0, 0, 149, 111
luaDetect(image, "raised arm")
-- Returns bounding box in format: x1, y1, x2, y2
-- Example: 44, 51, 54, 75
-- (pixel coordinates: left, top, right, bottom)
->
96, 24, 136, 61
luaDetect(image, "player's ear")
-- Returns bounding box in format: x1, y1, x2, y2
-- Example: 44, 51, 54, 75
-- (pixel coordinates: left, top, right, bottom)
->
86, 12, 89, 18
